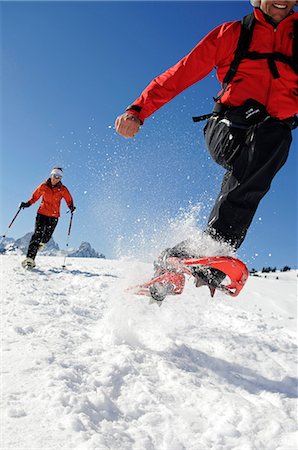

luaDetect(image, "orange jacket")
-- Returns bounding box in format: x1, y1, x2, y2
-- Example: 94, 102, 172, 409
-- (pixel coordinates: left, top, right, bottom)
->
127, 9, 298, 122
28, 179, 74, 218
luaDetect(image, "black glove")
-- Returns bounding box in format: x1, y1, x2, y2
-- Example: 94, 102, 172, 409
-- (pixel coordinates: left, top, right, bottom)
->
69, 205, 76, 213
19, 202, 30, 209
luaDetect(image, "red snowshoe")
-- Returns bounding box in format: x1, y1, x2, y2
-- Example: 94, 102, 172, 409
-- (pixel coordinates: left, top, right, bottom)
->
130, 256, 248, 305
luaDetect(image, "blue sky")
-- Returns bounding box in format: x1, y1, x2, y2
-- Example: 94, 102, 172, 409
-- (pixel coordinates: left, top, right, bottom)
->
1, 1, 297, 270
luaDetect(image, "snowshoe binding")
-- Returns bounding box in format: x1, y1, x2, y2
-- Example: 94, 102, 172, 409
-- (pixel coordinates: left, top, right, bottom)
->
191, 266, 227, 297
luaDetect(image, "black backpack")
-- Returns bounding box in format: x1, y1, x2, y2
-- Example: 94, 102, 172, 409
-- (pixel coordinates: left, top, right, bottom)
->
216, 13, 298, 101
193, 13, 298, 122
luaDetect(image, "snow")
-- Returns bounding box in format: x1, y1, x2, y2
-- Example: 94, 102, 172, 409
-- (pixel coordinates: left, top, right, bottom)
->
1, 255, 297, 450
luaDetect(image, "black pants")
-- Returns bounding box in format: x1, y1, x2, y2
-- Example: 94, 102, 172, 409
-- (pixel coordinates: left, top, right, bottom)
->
27, 213, 58, 259
204, 117, 292, 249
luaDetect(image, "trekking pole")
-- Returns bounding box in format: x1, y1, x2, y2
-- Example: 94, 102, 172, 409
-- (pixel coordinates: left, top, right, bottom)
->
0, 206, 22, 244
62, 211, 74, 269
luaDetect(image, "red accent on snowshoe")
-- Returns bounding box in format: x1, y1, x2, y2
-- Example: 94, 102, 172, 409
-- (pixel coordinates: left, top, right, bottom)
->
180, 256, 248, 297
142, 271, 185, 295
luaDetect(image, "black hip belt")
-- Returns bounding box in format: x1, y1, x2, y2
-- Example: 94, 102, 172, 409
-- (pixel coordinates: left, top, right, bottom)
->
192, 100, 266, 124
192, 102, 240, 122
193, 99, 297, 130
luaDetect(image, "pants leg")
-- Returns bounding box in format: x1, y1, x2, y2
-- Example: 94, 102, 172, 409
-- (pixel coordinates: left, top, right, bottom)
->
41, 217, 58, 243
27, 214, 58, 259
207, 119, 292, 248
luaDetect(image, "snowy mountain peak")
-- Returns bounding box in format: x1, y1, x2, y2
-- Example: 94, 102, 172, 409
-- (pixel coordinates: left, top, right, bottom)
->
67, 241, 105, 258
0, 234, 105, 258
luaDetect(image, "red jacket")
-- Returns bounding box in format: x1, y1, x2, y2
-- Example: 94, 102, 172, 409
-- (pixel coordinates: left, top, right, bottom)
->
128, 9, 298, 122
28, 179, 74, 218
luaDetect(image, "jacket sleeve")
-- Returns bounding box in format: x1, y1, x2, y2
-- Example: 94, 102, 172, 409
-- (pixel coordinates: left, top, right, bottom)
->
62, 186, 74, 209
126, 21, 239, 123
27, 183, 44, 205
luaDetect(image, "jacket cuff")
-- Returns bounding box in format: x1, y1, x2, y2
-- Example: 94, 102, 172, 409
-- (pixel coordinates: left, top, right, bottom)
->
125, 105, 144, 125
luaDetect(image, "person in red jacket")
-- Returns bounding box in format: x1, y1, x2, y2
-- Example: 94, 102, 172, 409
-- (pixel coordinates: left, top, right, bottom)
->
115, 0, 298, 300
20, 167, 76, 268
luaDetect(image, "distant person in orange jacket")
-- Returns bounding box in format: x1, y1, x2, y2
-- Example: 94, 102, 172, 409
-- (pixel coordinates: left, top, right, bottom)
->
20, 167, 76, 268
115, 0, 298, 300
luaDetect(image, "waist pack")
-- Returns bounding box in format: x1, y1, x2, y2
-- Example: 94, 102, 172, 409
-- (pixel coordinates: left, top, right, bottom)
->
213, 98, 269, 128
204, 99, 269, 169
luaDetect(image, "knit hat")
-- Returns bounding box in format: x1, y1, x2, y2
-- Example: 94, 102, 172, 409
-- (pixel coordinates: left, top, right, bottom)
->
50, 167, 63, 178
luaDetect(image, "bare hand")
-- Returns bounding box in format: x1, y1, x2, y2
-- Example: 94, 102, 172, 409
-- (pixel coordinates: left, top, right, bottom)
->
115, 113, 141, 139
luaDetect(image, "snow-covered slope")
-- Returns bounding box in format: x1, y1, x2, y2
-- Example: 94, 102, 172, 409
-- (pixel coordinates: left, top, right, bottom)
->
1, 255, 297, 450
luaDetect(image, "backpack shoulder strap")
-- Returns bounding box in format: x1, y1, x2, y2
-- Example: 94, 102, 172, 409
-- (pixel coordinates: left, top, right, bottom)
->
223, 13, 256, 87
293, 20, 298, 73
215, 13, 255, 101
236, 13, 256, 55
